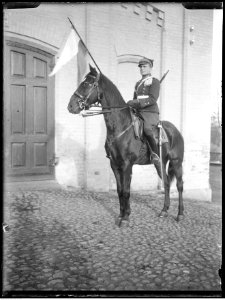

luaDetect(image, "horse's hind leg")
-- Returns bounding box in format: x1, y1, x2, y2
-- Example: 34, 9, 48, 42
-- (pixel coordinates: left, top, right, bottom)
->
159, 163, 170, 218
174, 162, 184, 221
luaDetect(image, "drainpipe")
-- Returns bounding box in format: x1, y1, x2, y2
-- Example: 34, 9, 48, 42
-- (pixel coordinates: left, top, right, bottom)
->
83, 4, 88, 190
181, 6, 189, 137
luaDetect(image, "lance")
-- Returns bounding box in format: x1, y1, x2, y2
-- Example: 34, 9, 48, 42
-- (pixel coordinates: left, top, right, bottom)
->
160, 70, 169, 84
68, 17, 102, 74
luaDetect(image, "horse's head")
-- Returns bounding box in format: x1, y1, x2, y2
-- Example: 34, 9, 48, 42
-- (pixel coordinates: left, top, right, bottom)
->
68, 65, 102, 114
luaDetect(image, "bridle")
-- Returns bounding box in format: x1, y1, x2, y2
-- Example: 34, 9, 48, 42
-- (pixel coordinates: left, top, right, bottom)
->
71, 72, 137, 140
74, 73, 102, 110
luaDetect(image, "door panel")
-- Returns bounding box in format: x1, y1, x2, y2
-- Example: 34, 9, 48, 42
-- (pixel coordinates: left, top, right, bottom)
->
11, 51, 26, 76
11, 143, 26, 167
34, 143, 47, 167
34, 86, 47, 134
33, 57, 47, 78
11, 85, 26, 134
4, 41, 54, 178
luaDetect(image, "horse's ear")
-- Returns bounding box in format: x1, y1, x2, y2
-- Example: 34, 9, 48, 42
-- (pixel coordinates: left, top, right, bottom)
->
89, 64, 97, 75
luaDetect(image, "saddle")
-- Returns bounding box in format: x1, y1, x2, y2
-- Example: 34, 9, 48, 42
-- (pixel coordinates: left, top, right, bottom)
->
130, 108, 168, 144
130, 108, 144, 140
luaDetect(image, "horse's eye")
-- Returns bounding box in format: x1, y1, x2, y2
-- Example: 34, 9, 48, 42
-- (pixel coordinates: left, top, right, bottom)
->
83, 82, 92, 87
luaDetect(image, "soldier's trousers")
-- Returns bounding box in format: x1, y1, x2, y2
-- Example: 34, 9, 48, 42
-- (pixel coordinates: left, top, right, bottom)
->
140, 111, 160, 155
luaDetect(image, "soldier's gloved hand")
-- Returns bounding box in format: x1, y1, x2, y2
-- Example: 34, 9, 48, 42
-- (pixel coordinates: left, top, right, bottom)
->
127, 99, 140, 108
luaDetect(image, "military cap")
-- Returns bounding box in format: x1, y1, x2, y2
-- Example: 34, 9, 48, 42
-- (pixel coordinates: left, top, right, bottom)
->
138, 57, 154, 67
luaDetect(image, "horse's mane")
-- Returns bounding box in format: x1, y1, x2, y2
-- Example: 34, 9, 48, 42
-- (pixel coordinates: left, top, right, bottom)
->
99, 73, 126, 106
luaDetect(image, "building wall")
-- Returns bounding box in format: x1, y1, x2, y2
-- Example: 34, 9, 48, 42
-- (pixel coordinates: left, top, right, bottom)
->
182, 9, 213, 200
153, 3, 184, 127
4, 3, 214, 200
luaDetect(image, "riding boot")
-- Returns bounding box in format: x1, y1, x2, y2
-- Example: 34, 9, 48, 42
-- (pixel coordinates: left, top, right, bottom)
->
145, 131, 162, 178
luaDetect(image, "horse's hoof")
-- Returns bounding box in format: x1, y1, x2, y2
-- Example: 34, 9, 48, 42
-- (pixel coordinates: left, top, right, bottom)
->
119, 219, 130, 228
115, 216, 129, 227
176, 215, 184, 222
159, 211, 168, 218
115, 217, 122, 226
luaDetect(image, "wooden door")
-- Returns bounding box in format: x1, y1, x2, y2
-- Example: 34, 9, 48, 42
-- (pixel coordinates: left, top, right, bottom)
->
4, 41, 55, 178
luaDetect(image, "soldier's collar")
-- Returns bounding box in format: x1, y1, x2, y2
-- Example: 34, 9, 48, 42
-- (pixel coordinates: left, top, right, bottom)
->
142, 74, 152, 79
140, 75, 152, 84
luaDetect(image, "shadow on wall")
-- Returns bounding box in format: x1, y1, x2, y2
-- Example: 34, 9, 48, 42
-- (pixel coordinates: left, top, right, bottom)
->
54, 122, 86, 188
54, 117, 110, 191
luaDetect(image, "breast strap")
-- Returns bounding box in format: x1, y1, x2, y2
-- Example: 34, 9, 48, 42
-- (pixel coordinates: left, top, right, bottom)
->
136, 76, 152, 93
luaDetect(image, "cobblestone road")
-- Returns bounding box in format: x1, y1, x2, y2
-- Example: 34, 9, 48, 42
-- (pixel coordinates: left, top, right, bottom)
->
3, 188, 222, 295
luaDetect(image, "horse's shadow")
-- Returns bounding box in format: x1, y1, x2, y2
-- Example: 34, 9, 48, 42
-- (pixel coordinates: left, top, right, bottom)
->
131, 193, 181, 222
89, 192, 118, 221
131, 193, 162, 214
90, 191, 183, 224
90, 191, 161, 221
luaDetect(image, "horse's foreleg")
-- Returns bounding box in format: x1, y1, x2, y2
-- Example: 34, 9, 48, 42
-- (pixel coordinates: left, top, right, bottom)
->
120, 163, 133, 221
110, 162, 124, 218
111, 161, 132, 225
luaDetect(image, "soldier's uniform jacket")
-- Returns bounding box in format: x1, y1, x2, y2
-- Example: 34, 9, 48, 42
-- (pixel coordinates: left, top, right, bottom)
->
133, 75, 160, 113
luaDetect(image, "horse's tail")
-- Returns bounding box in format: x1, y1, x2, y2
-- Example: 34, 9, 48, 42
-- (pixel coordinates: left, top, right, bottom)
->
167, 156, 183, 183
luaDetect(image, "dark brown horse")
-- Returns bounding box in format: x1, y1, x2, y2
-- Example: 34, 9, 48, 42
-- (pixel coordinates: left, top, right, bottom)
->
68, 65, 184, 225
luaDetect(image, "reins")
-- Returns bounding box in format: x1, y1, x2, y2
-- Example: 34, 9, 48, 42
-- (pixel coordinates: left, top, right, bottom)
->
80, 105, 128, 117
80, 105, 159, 117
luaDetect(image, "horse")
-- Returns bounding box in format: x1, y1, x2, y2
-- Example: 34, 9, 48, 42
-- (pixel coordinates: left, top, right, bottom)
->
68, 65, 184, 226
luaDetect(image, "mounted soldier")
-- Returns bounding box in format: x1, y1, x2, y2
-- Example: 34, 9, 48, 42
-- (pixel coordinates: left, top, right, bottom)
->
127, 57, 161, 174
68, 63, 184, 223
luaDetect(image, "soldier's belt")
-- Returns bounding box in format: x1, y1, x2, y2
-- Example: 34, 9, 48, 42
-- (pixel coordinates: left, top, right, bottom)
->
137, 95, 148, 99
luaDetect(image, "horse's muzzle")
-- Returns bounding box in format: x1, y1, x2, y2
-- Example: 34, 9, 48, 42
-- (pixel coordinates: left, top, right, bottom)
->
68, 96, 82, 114
67, 102, 81, 114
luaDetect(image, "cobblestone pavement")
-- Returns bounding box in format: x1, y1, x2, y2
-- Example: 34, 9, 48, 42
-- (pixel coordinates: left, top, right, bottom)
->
3, 188, 222, 295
